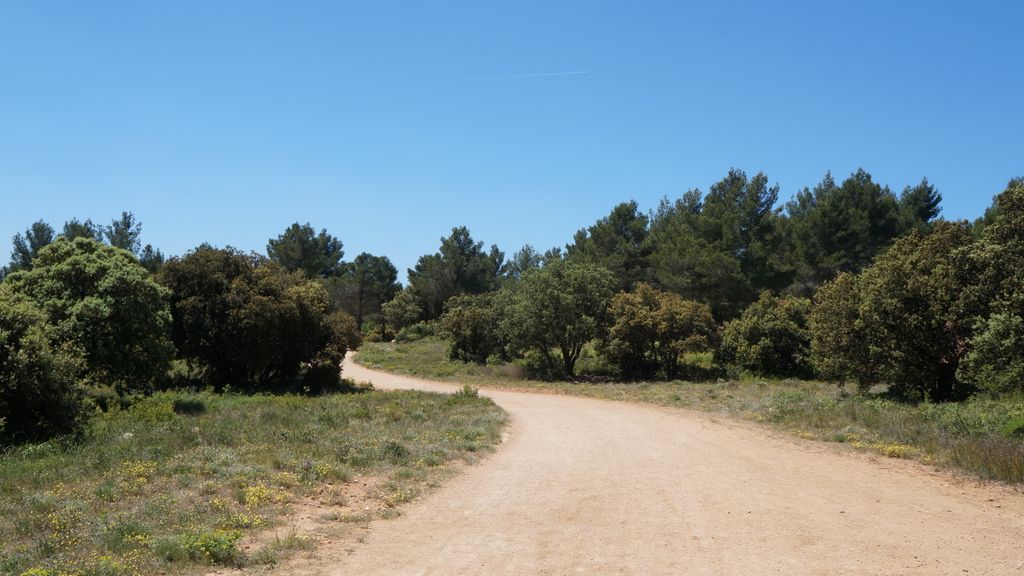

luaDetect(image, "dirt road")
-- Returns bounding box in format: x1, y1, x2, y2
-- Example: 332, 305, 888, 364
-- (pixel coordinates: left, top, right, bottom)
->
330, 356, 1024, 575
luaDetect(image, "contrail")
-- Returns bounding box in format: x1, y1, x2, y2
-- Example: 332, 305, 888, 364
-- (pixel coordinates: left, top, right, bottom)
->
471, 70, 591, 80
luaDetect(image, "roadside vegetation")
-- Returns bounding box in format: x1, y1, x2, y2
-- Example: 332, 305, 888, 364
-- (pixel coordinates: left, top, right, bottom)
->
358, 338, 1024, 484
0, 387, 504, 575
0, 213, 505, 576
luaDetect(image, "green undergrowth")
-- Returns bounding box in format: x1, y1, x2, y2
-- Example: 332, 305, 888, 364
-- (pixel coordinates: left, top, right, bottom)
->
0, 386, 506, 576
359, 339, 1024, 485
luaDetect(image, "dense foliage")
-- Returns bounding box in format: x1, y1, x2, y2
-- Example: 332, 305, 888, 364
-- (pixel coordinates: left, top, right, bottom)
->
604, 283, 717, 379
325, 252, 401, 328
1, 168, 1022, 444
159, 246, 359, 392
810, 178, 1024, 402
719, 293, 813, 378
439, 293, 503, 363
0, 286, 85, 444
266, 222, 345, 278
4, 238, 174, 394
498, 261, 615, 378
407, 227, 504, 318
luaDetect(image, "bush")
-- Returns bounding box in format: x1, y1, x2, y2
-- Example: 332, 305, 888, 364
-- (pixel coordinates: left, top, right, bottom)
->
955, 179, 1024, 398
158, 246, 358, 392
811, 223, 974, 401
3, 237, 174, 394
809, 273, 877, 389
604, 283, 717, 379
382, 289, 422, 333
719, 292, 813, 378
181, 529, 242, 565
395, 321, 436, 343
958, 313, 1024, 396
439, 293, 503, 363
0, 287, 86, 444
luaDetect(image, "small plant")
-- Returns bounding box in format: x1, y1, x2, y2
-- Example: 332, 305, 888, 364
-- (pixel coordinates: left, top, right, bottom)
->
1002, 415, 1024, 438
452, 384, 479, 399
181, 529, 242, 565
381, 441, 411, 463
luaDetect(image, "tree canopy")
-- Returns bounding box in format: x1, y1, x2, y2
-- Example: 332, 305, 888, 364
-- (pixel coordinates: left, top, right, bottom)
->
267, 222, 345, 278
4, 237, 174, 394
407, 227, 504, 318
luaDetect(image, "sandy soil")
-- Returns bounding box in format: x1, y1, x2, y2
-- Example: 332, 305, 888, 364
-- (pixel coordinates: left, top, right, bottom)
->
307, 355, 1024, 575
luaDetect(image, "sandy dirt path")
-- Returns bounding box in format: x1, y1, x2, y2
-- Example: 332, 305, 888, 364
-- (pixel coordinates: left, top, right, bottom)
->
326, 355, 1024, 575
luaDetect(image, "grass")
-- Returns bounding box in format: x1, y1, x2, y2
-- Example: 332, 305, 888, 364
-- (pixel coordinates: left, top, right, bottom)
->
0, 385, 506, 576
359, 338, 1024, 485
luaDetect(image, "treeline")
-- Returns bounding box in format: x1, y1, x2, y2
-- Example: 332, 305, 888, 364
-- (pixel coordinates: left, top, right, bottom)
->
2, 168, 1021, 443
0, 216, 400, 445
388, 169, 1022, 404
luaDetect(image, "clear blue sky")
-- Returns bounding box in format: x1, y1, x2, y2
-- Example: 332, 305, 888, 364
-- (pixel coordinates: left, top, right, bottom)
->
2, 1, 1021, 280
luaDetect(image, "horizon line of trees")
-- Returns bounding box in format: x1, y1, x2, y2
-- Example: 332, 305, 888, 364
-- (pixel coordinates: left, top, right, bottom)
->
385, 169, 1022, 404
2, 167, 1022, 446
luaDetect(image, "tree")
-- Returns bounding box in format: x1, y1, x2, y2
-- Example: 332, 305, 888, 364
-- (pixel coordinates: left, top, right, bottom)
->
267, 222, 345, 278
382, 289, 422, 333
105, 211, 143, 254
718, 292, 813, 378
809, 273, 877, 388
504, 244, 543, 282
953, 178, 1024, 395
647, 170, 790, 319
499, 260, 615, 378
159, 246, 358, 391
439, 293, 503, 363
957, 313, 1024, 396
899, 178, 942, 232
810, 223, 974, 400
4, 237, 174, 394
566, 201, 651, 290
139, 244, 165, 273
407, 227, 503, 318
603, 283, 717, 379
0, 285, 86, 444
62, 218, 103, 242
785, 169, 905, 290
325, 253, 400, 328
8, 220, 55, 273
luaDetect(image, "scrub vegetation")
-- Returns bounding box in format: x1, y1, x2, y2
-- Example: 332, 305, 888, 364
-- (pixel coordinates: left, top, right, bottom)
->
0, 388, 504, 575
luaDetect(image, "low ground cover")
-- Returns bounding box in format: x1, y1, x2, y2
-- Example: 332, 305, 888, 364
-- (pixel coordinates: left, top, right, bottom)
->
0, 386, 505, 576
359, 339, 1024, 484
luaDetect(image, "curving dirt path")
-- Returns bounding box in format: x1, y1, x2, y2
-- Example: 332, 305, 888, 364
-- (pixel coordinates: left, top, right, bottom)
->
327, 355, 1024, 575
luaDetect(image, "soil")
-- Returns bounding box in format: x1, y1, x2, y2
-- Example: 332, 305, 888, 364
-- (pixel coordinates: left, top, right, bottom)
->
265, 355, 1024, 575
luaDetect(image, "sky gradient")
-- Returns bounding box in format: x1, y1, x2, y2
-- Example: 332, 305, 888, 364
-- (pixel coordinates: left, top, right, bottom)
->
2, 1, 1021, 279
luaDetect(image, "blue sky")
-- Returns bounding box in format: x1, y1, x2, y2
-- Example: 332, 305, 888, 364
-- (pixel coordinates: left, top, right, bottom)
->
2, 1, 1021, 279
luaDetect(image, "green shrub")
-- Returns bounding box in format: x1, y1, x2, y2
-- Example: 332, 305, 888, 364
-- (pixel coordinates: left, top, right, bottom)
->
604, 283, 718, 379
3, 237, 174, 394
1002, 415, 1024, 438
809, 273, 876, 389
395, 321, 436, 343
158, 246, 358, 392
958, 313, 1024, 396
439, 294, 503, 363
719, 292, 812, 378
0, 287, 86, 444
382, 289, 422, 332
181, 529, 242, 565
811, 223, 975, 401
